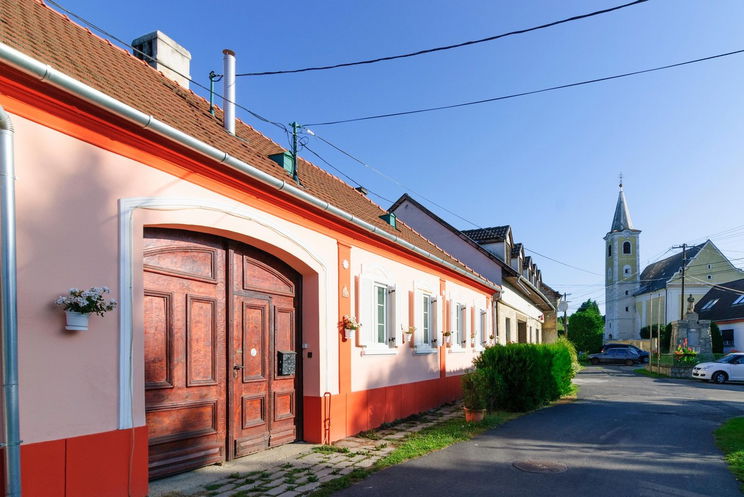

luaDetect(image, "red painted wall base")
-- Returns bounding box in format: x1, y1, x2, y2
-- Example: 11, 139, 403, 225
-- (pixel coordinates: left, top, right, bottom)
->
17, 426, 148, 497
303, 374, 463, 444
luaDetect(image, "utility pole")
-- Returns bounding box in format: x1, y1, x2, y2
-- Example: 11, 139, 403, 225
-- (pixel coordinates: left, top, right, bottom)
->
290, 122, 300, 184
558, 293, 571, 337
672, 243, 687, 320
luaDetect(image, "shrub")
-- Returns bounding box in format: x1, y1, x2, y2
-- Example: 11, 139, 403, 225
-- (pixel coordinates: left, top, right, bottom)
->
711, 322, 723, 354
461, 370, 489, 410
473, 340, 576, 412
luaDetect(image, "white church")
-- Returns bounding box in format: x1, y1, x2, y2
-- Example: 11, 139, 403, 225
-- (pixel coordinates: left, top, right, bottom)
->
604, 182, 743, 341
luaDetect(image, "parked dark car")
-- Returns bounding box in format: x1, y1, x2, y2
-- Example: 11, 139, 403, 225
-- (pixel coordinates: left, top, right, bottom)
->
589, 348, 641, 366
602, 343, 650, 363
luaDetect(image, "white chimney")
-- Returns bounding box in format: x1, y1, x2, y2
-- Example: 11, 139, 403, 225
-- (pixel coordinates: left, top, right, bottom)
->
132, 31, 191, 89
223, 49, 236, 135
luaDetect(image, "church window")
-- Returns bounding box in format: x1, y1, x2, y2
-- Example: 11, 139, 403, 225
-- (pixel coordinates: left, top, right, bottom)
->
625, 306, 629, 312
623, 265, 631, 276
625, 290, 629, 295
608, 244, 612, 257
623, 242, 631, 254
707, 264, 712, 269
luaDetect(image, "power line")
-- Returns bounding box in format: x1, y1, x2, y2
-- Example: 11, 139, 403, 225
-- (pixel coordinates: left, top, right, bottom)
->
303, 146, 395, 203
45, 0, 289, 135
235, 0, 649, 77
306, 47, 744, 126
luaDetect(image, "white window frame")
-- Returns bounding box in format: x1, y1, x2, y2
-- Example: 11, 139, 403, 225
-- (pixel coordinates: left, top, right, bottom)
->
359, 265, 398, 355
413, 282, 439, 353
475, 309, 487, 350
450, 302, 467, 351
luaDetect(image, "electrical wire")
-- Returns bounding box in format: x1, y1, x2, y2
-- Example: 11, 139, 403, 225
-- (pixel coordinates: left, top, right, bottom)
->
303, 146, 395, 203
306, 47, 744, 126
45, 0, 289, 134
235, 0, 649, 77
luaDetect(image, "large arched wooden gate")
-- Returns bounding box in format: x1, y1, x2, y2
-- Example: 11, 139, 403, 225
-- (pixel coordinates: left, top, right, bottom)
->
143, 228, 302, 479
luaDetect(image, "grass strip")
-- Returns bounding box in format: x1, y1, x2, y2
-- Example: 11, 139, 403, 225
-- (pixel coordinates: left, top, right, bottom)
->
715, 416, 744, 491
307, 411, 518, 497
634, 368, 670, 379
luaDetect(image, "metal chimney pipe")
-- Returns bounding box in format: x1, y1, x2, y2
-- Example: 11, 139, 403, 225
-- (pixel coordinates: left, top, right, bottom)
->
222, 49, 236, 135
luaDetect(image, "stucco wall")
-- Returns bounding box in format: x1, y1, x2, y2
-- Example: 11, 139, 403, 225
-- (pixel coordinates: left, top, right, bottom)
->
13, 114, 339, 443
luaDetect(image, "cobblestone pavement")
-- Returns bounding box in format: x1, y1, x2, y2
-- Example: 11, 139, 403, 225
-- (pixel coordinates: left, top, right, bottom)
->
151, 403, 462, 497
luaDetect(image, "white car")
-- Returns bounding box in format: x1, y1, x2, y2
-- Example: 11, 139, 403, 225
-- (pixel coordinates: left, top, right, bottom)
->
692, 353, 744, 384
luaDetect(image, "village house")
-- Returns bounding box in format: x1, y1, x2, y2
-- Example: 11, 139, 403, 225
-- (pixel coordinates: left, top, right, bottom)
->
0, 1, 501, 495
695, 278, 744, 353
389, 194, 559, 345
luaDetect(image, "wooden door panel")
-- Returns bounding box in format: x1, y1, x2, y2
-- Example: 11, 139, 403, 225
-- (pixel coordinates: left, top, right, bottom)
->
144, 229, 227, 480
186, 295, 218, 386
241, 301, 268, 382
232, 295, 270, 457
144, 291, 173, 390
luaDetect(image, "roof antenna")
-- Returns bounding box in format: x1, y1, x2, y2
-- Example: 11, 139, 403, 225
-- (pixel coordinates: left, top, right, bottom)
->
619, 172, 624, 190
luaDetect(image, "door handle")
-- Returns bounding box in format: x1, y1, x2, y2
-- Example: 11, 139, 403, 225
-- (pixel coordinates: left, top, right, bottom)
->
232, 364, 243, 378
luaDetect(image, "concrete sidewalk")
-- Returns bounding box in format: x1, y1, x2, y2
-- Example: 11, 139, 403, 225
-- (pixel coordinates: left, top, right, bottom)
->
150, 403, 462, 497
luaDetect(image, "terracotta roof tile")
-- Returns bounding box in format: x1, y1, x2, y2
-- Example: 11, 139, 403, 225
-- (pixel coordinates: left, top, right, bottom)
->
1, 0, 487, 282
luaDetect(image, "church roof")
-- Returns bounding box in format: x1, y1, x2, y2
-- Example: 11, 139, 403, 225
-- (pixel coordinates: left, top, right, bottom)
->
462, 226, 510, 243
635, 243, 705, 295
695, 278, 744, 322
609, 186, 636, 233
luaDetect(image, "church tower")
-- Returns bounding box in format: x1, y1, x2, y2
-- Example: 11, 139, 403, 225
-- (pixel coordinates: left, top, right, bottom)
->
604, 179, 641, 341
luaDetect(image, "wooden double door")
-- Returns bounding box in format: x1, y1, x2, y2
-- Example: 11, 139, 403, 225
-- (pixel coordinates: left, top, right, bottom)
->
143, 229, 301, 479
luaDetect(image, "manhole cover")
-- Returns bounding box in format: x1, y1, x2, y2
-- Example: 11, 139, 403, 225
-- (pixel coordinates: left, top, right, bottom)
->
513, 460, 568, 474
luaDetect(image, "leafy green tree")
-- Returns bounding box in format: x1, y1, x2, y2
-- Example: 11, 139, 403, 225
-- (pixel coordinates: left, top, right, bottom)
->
661, 323, 672, 353
567, 303, 604, 353
711, 322, 723, 354
576, 299, 600, 314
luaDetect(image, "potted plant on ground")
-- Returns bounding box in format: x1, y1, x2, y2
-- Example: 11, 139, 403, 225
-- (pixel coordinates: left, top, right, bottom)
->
55, 287, 117, 331
462, 369, 488, 422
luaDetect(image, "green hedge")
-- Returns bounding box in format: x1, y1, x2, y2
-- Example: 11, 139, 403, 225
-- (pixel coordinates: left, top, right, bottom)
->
472, 338, 578, 412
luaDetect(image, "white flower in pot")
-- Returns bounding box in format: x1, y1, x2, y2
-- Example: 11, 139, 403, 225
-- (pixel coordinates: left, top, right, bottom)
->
55, 287, 117, 331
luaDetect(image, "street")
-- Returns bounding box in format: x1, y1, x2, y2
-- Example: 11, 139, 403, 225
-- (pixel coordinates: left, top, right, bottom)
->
336, 366, 744, 497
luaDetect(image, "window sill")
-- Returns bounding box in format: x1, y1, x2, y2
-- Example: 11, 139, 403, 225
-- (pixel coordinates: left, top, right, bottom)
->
448, 348, 467, 354
362, 347, 398, 356
413, 346, 437, 355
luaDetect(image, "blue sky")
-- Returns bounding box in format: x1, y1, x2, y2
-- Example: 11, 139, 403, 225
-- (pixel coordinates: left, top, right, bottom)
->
51, 0, 744, 313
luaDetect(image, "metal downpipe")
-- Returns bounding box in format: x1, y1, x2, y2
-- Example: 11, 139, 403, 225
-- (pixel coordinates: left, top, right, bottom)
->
0, 106, 21, 496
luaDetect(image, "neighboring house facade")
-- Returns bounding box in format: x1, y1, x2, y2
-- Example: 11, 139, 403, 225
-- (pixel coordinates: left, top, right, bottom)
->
390, 194, 557, 345
695, 278, 744, 353
604, 183, 743, 341
0, 2, 497, 495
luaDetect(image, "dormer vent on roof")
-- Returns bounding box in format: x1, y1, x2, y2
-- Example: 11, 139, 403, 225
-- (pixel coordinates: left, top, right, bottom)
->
380, 212, 397, 229
269, 151, 294, 176
131, 31, 191, 89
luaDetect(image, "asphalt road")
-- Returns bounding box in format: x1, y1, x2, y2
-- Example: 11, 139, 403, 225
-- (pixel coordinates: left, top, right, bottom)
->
336, 366, 744, 497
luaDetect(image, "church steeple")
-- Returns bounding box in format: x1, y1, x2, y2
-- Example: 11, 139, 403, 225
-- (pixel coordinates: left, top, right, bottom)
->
604, 176, 641, 341
610, 177, 634, 233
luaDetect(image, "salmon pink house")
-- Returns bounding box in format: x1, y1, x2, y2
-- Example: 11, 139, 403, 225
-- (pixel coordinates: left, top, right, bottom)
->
0, 2, 499, 496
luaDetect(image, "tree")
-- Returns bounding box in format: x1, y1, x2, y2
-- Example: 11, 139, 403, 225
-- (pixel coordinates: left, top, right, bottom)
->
576, 299, 600, 314
711, 322, 723, 354
661, 323, 672, 353
567, 305, 604, 354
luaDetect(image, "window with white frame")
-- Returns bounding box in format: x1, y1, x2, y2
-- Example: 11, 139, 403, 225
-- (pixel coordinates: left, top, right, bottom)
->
414, 286, 438, 350
373, 283, 388, 346
359, 269, 397, 351
456, 303, 466, 348
482, 310, 489, 345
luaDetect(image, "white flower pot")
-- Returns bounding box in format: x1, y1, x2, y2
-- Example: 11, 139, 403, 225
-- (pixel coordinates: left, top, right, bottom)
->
65, 311, 89, 331
344, 328, 355, 340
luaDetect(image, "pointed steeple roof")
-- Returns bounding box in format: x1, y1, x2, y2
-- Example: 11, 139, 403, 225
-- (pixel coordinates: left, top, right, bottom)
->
610, 179, 636, 233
